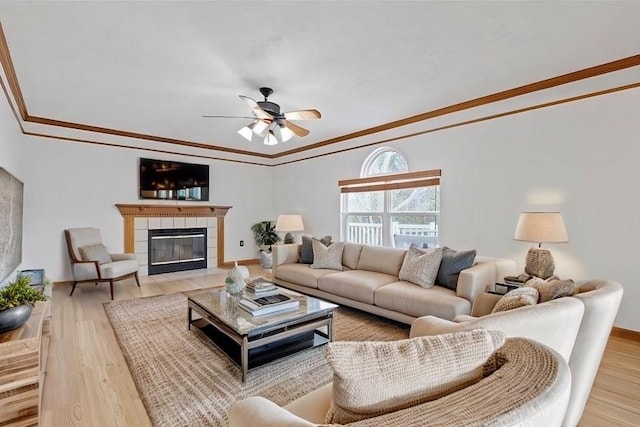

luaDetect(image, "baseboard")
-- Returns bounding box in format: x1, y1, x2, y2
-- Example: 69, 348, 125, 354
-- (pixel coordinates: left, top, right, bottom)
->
610, 326, 640, 342
53, 280, 72, 288
220, 258, 260, 268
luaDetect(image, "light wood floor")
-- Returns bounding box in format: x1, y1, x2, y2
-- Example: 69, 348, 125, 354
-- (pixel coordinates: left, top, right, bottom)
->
41, 267, 640, 426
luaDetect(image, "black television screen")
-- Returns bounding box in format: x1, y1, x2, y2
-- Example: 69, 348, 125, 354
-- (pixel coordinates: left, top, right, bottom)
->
139, 158, 209, 201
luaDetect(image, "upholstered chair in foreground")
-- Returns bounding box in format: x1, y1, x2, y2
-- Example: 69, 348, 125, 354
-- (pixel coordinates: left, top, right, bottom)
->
64, 227, 140, 299
410, 279, 623, 427
229, 331, 571, 427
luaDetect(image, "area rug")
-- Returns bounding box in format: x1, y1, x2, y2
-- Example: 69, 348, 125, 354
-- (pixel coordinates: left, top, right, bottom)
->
104, 292, 409, 427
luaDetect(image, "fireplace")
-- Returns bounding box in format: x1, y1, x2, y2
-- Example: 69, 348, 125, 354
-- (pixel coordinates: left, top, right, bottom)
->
148, 228, 207, 275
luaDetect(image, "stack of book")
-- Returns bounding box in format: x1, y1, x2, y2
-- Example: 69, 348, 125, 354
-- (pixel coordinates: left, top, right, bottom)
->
246, 278, 279, 297
239, 293, 300, 316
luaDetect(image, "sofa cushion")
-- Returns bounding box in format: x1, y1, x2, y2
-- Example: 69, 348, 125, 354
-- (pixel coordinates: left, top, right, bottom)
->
300, 235, 332, 264
79, 244, 112, 265
398, 246, 443, 288
100, 260, 138, 279
356, 245, 407, 276
342, 243, 363, 270
436, 247, 477, 290
274, 263, 338, 289
375, 280, 471, 320
524, 278, 576, 302
325, 330, 506, 424
318, 270, 397, 304
311, 241, 344, 271
492, 287, 539, 313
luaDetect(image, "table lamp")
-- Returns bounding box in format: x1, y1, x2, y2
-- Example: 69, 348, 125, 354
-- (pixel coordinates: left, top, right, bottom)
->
276, 215, 305, 244
514, 212, 569, 279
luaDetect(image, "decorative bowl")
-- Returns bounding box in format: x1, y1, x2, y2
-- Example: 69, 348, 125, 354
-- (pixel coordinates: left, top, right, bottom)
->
0, 305, 33, 334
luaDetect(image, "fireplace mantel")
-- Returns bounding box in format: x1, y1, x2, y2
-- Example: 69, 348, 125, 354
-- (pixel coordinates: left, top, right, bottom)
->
115, 204, 232, 268
115, 204, 232, 218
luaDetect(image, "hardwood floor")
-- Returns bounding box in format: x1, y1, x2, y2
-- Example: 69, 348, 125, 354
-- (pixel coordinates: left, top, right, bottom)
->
40, 267, 640, 426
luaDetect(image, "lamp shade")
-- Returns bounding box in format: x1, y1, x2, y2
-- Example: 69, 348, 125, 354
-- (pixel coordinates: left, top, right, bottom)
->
275, 215, 305, 232
514, 212, 569, 244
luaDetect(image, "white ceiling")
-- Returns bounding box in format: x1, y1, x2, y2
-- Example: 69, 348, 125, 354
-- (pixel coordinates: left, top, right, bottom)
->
1, 1, 639, 161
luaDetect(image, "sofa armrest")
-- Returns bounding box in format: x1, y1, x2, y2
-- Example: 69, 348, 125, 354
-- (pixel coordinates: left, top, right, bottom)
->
272, 244, 301, 269
470, 292, 502, 317
228, 396, 316, 427
456, 261, 496, 304
409, 316, 459, 338
110, 253, 135, 261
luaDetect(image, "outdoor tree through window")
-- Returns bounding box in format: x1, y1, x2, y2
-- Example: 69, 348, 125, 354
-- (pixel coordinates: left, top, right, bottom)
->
340, 148, 440, 248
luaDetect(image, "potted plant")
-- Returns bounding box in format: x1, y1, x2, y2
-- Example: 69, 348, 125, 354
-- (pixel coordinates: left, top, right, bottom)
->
251, 221, 281, 268
0, 275, 48, 333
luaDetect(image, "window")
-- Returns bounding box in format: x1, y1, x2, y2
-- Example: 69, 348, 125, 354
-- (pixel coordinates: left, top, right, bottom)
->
340, 148, 440, 248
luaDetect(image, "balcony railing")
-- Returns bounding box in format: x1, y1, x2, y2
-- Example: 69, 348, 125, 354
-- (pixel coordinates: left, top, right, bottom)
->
346, 221, 438, 247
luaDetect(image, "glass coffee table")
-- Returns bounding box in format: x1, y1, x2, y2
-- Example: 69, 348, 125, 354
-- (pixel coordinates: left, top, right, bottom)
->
187, 287, 338, 382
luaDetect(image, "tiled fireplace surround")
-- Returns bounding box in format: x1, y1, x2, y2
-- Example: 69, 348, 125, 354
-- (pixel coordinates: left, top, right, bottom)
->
115, 204, 231, 276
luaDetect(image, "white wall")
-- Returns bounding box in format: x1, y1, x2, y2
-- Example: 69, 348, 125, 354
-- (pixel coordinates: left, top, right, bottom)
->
0, 99, 274, 282
274, 89, 640, 332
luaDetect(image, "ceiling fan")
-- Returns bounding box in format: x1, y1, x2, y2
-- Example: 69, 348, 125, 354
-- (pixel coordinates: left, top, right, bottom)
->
202, 87, 321, 145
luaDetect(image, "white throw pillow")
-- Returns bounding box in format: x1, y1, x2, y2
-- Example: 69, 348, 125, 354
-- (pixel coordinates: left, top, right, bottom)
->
398, 245, 443, 288
325, 329, 506, 424
78, 244, 112, 265
310, 240, 344, 270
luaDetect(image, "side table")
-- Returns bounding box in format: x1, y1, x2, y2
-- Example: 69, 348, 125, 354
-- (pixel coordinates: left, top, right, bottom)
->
489, 282, 521, 295
0, 300, 51, 426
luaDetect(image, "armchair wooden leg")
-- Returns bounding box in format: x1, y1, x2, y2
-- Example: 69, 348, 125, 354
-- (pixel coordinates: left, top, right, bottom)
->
109, 280, 114, 300
134, 271, 141, 287
70, 281, 78, 296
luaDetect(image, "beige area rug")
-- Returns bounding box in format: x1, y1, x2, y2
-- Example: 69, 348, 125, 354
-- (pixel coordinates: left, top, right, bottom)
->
104, 292, 409, 427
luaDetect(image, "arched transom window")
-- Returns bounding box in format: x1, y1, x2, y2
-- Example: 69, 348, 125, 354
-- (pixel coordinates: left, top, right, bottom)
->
340, 148, 440, 248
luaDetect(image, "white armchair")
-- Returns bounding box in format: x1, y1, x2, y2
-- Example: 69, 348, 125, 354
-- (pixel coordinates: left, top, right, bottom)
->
64, 227, 140, 299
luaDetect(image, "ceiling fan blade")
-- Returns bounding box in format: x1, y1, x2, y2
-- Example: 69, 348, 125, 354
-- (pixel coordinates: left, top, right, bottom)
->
202, 115, 257, 119
284, 121, 310, 137
239, 95, 273, 120
284, 109, 321, 120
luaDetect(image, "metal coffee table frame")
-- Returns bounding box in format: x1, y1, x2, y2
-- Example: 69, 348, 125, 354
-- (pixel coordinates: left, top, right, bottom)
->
188, 292, 335, 382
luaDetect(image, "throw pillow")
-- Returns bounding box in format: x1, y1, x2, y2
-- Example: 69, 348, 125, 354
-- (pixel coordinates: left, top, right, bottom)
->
300, 235, 332, 264
398, 245, 443, 288
78, 244, 112, 265
436, 247, 477, 290
325, 329, 506, 424
524, 278, 576, 303
491, 287, 539, 313
310, 240, 344, 270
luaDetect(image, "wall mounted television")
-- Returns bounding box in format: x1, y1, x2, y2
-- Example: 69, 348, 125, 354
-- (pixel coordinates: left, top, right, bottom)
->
139, 158, 209, 201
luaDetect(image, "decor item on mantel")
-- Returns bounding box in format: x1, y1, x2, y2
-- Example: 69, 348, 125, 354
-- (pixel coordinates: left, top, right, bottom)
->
275, 214, 305, 244
0, 275, 48, 333
251, 221, 281, 268
514, 212, 569, 279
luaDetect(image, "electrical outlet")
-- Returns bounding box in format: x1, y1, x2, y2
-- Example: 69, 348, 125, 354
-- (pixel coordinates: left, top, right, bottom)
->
240, 240, 244, 247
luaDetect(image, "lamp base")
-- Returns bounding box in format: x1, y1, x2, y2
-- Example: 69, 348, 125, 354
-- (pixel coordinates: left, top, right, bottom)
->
284, 232, 296, 244
524, 248, 555, 279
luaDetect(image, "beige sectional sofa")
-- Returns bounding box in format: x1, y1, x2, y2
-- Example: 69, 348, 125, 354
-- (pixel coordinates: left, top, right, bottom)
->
272, 242, 516, 324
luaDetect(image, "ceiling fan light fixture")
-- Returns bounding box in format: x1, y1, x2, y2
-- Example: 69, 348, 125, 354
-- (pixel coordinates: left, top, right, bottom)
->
264, 131, 278, 146
237, 126, 253, 142
279, 125, 294, 142
251, 120, 269, 136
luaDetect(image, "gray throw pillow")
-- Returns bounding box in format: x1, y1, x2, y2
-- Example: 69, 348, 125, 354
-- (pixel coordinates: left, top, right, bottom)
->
79, 244, 112, 265
436, 247, 477, 291
300, 235, 332, 264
